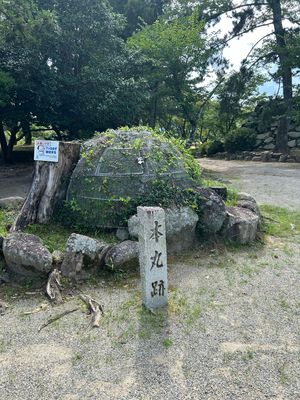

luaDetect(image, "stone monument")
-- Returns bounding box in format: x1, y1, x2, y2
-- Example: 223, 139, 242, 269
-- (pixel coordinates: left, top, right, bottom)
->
137, 206, 168, 309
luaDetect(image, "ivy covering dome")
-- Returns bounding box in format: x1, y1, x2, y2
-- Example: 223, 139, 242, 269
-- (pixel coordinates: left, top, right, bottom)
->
66, 129, 199, 227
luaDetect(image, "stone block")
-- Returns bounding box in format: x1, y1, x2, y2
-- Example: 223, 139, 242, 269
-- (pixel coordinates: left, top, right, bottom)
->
137, 207, 168, 309
264, 143, 275, 150
288, 140, 296, 148
288, 131, 300, 139
222, 207, 259, 244
264, 137, 274, 144
257, 132, 271, 140
105, 240, 139, 269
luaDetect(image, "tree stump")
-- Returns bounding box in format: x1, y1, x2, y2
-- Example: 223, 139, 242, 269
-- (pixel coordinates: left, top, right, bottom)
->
11, 142, 81, 231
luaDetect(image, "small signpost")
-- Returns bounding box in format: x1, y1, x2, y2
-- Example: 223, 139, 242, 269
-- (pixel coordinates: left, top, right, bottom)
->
138, 206, 168, 309
34, 140, 59, 162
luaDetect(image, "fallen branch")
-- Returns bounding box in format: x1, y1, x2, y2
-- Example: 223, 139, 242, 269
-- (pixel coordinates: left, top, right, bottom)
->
79, 294, 104, 328
23, 303, 48, 315
46, 269, 63, 303
38, 307, 79, 332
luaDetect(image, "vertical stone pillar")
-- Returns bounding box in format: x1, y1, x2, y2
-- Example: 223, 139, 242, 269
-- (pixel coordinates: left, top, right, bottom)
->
137, 206, 168, 309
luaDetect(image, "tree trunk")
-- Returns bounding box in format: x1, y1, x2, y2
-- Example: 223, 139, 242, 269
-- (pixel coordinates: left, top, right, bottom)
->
270, 0, 293, 153
11, 142, 81, 232
22, 120, 32, 145
0, 121, 9, 163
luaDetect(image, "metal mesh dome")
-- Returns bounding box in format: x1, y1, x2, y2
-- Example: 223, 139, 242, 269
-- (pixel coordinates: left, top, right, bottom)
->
66, 129, 193, 227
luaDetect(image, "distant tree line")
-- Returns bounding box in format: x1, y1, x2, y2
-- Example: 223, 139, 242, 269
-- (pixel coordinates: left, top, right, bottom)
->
0, 0, 299, 162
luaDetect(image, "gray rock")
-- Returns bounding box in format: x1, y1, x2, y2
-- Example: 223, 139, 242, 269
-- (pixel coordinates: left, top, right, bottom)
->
288, 140, 296, 148
238, 192, 257, 203
288, 131, 300, 138
252, 156, 262, 161
261, 151, 271, 162
295, 126, 300, 132
3, 233, 52, 277
209, 186, 227, 201
264, 143, 275, 150
163, 206, 199, 253
279, 154, 288, 162
196, 188, 226, 235
264, 137, 274, 144
222, 206, 259, 244
257, 132, 271, 140
105, 240, 139, 269
0, 196, 24, 210
271, 153, 282, 160
237, 193, 261, 223
61, 233, 111, 280
129, 206, 199, 253
116, 228, 129, 241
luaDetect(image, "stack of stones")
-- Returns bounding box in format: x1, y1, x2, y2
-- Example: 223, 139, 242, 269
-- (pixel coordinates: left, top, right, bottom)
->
255, 123, 300, 151
212, 149, 300, 163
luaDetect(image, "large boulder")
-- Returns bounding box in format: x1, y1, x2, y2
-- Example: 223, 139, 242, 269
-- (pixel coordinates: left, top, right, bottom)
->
0, 196, 24, 210
237, 192, 261, 223
222, 206, 259, 244
3, 233, 52, 277
196, 187, 227, 234
60, 233, 111, 280
105, 240, 139, 269
128, 206, 199, 253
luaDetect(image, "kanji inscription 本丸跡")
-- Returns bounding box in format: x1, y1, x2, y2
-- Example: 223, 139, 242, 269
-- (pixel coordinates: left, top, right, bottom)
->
137, 206, 168, 308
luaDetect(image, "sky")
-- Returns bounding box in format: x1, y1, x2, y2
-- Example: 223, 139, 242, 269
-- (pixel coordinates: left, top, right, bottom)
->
208, 0, 300, 96
212, 11, 278, 95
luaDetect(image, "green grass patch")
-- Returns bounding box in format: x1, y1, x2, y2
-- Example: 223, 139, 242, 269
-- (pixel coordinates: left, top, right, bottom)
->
0, 210, 18, 237
25, 223, 73, 252
261, 205, 300, 238
25, 222, 118, 252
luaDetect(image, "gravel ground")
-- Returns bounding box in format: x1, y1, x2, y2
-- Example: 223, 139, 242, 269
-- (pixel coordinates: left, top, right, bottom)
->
0, 159, 300, 399
199, 158, 300, 210
0, 238, 299, 400
0, 164, 33, 199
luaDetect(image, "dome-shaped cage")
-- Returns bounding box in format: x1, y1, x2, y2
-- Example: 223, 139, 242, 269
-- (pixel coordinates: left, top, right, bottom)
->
66, 130, 195, 227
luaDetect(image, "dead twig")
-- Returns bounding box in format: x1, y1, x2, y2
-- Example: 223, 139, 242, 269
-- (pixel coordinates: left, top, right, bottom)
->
23, 303, 48, 315
46, 269, 63, 303
79, 294, 104, 328
38, 307, 79, 332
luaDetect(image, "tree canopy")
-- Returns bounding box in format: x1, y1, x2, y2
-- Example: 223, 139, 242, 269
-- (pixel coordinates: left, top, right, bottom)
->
0, 0, 300, 162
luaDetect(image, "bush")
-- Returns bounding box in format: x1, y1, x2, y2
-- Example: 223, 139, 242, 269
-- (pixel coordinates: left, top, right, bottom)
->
205, 140, 224, 156
193, 140, 224, 157
224, 127, 256, 152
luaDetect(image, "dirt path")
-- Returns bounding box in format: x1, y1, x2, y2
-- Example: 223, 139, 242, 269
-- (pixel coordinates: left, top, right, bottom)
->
0, 164, 33, 198
200, 158, 300, 210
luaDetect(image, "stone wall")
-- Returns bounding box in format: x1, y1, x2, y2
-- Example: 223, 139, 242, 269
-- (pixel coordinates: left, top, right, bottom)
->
255, 122, 300, 151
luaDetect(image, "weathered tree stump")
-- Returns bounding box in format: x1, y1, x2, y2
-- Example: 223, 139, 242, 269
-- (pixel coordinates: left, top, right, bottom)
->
11, 142, 80, 231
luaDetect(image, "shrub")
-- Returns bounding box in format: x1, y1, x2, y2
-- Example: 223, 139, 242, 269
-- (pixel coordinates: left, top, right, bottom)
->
224, 127, 256, 152
205, 140, 224, 156
192, 140, 224, 157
